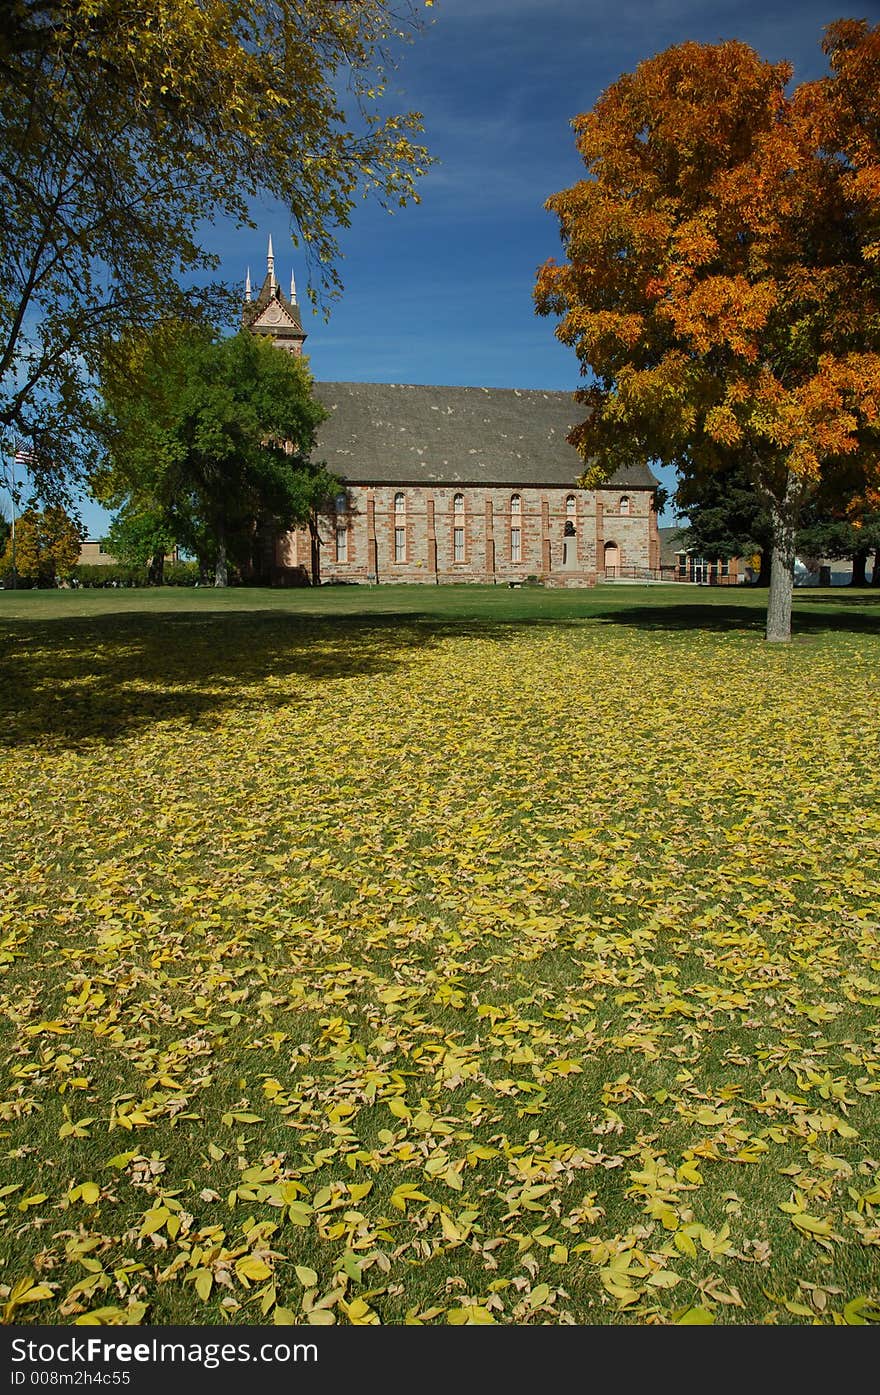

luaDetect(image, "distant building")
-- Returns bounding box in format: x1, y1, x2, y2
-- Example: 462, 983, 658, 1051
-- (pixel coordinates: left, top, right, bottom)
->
658, 526, 746, 585
657, 526, 876, 587
76, 540, 181, 568
244, 241, 662, 587
77, 539, 116, 566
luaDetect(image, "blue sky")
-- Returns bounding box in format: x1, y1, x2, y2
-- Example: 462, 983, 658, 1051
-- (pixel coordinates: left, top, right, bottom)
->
53, 1, 871, 535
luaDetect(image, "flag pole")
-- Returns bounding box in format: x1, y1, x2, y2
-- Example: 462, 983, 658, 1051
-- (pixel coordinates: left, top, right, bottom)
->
9, 438, 18, 590
1, 437, 18, 590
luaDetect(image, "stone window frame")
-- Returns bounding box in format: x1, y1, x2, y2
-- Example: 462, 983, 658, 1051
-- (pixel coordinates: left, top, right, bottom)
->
452, 492, 466, 563
335, 525, 348, 563
393, 491, 407, 564
619, 495, 631, 515
510, 494, 522, 564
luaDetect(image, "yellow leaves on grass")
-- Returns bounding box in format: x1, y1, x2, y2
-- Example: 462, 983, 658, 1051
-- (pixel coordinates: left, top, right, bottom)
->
0, 610, 878, 1324
2, 1277, 56, 1324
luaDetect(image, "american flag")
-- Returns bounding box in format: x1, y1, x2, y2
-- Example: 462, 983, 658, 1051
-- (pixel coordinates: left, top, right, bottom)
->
13, 446, 36, 466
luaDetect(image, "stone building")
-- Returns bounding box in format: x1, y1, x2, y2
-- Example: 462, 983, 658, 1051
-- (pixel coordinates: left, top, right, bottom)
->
243, 243, 661, 586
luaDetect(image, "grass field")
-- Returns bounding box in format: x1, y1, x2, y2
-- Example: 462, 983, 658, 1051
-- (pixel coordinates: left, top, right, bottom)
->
0, 583, 879, 1326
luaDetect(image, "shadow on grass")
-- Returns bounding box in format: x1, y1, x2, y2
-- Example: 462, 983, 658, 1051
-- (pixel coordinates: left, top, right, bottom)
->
0, 610, 451, 749
795, 592, 880, 606
1, 594, 877, 749
594, 598, 880, 636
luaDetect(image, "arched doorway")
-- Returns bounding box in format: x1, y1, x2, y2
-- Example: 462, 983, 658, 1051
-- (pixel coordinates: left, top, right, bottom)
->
604, 540, 620, 576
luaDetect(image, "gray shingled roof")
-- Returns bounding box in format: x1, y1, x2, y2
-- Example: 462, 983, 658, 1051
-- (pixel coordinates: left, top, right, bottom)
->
658, 525, 689, 566
312, 382, 659, 490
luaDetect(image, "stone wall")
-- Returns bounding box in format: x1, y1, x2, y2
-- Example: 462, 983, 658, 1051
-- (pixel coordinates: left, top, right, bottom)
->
276, 483, 658, 586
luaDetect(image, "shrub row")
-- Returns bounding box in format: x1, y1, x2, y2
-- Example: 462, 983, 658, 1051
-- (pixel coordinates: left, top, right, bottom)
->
70, 562, 202, 588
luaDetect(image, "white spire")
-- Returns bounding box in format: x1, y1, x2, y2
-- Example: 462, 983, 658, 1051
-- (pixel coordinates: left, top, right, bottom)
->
267, 234, 275, 289
245, 268, 252, 302
290, 269, 297, 304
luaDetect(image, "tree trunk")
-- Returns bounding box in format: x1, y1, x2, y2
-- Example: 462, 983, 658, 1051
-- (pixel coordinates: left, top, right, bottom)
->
309, 516, 321, 586
148, 547, 165, 586
766, 482, 797, 643
214, 524, 228, 587
756, 549, 772, 587
871, 547, 880, 587
851, 548, 868, 587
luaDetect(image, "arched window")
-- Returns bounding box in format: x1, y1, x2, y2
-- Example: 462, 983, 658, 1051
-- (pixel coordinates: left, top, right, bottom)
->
510, 495, 522, 564
452, 493, 465, 562
619, 495, 631, 515
393, 492, 406, 562
604, 540, 620, 575
335, 492, 348, 514
566, 494, 576, 517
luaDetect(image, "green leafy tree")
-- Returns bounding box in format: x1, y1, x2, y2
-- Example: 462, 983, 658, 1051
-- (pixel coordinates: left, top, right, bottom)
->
675, 456, 773, 584
797, 505, 880, 586
678, 453, 880, 585
0, 0, 432, 498
0, 504, 80, 585
103, 506, 179, 585
95, 325, 332, 586
535, 22, 880, 641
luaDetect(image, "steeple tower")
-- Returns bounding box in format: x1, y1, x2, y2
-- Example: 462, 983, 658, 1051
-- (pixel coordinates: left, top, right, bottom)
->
240, 235, 307, 355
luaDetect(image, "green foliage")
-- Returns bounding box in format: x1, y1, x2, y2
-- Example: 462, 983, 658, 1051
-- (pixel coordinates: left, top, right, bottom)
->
71, 562, 201, 589
798, 515, 880, 564
96, 325, 334, 585
0, 0, 432, 495
0, 586, 878, 1324
163, 562, 201, 587
678, 456, 880, 584
70, 564, 146, 588
676, 456, 773, 563
104, 508, 178, 572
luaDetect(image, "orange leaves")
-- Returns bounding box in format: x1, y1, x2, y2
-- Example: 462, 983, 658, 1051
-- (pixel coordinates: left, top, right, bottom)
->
662, 275, 778, 359
705, 405, 743, 448
742, 355, 880, 477
567, 310, 647, 360
536, 22, 880, 516
572, 40, 791, 199
670, 217, 719, 270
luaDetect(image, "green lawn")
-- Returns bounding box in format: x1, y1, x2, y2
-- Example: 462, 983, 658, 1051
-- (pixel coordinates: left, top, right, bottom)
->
0, 584, 878, 1326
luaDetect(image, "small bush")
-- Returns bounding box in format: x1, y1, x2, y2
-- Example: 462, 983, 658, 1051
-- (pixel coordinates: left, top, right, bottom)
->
70, 561, 201, 588
163, 562, 200, 586
70, 564, 146, 588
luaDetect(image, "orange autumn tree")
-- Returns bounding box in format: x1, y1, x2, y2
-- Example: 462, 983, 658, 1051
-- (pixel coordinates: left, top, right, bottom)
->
535, 21, 880, 641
